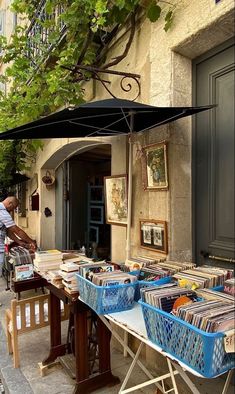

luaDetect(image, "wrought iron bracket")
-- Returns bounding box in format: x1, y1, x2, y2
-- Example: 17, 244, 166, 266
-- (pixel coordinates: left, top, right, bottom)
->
62, 64, 141, 101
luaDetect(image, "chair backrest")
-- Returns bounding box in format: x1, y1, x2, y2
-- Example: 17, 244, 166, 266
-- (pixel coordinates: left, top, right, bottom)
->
11, 294, 51, 334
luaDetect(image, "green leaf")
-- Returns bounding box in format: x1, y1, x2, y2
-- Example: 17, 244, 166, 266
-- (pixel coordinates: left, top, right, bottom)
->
147, 1, 161, 23
164, 10, 173, 32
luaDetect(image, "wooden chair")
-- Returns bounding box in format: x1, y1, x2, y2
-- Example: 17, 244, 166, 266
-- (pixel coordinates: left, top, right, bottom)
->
5, 293, 69, 368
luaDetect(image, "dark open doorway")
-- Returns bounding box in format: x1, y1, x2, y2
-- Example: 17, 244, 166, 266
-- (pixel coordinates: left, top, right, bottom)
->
55, 144, 111, 259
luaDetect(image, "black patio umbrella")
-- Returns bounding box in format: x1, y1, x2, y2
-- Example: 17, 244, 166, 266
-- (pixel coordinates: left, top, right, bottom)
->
0, 98, 214, 259
0, 98, 214, 140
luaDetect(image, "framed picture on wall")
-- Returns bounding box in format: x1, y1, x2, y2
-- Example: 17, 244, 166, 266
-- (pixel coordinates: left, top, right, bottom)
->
142, 142, 168, 190
89, 205, 104, 224
104, 175, 128, 226
89, 185, 104, 204
140, 219, 168, 254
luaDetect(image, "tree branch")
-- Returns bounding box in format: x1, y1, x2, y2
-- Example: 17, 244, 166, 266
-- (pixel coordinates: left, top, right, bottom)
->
102, 11, 136, 70
76, 27, 94, 67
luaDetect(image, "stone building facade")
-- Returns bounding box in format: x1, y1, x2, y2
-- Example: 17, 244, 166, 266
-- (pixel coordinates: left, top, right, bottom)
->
0, 0, 234, 375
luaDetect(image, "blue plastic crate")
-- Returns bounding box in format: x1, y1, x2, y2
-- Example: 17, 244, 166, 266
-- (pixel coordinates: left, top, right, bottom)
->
135, 276, 172, 301
76, 273, 137, 314
139, 300, 235, 378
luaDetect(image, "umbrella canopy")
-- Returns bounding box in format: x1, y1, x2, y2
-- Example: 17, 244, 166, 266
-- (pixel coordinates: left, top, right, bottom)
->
0, 97, 215, 261
10, 173, 30, 185
0, 98, 214, 140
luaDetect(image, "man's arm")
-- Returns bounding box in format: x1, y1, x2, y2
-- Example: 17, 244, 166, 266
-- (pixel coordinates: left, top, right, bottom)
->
6, 229, 28, 247
7, 225, 37, 250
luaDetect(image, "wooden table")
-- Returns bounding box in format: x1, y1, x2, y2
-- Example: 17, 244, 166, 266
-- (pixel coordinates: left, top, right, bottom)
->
42, 283, 120, 393
11, 272, 47, 299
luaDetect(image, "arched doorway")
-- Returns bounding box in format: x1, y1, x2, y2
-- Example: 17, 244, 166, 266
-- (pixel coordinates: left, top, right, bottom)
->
55, 144, 111, 259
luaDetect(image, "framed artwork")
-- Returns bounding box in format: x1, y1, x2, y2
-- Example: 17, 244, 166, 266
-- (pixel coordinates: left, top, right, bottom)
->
142, 142, 168, 190
104, 175, 128, 226
89, 205, 104, 224
140, 219, 168, 254
89, 185, 104, 204
89, 226, 99, 244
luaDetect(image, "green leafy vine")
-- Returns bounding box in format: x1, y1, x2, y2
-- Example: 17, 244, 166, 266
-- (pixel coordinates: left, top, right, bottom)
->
0, 0, 176, 189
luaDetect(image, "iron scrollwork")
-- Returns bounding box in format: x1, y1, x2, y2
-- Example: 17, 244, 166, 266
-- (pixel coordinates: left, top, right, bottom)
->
63, 64, 141, 102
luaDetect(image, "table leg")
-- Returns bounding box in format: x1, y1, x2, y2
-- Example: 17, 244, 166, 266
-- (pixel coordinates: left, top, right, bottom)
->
171, 361, 201, 394
73, 303, 120, 393
42, 291, 66, 365
222, 370, 234, 394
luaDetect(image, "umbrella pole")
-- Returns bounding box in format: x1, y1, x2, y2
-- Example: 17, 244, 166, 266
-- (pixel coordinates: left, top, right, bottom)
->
126, 111, 134, 261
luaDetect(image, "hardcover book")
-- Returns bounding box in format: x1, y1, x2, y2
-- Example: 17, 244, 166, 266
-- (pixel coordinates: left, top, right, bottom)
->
15, 264, 34, 281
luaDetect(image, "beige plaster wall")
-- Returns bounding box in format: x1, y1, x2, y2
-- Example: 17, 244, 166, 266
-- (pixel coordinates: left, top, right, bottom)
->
15, 0, 234, 260
10, 0, 234, 373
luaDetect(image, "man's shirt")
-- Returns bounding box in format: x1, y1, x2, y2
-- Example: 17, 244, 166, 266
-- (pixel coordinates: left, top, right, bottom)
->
0, 202, 15, 252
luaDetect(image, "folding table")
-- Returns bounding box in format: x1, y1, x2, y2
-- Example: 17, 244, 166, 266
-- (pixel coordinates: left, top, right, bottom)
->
99, 303, 234, 394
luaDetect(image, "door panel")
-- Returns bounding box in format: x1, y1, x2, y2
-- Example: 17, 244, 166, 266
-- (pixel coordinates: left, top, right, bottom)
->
55, 162, 69, 250
194, 40, 235, 267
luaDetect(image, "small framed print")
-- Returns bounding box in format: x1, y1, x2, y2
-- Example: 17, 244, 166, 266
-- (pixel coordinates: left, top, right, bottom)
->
89, 186, 104, 204
89, 205, 104, 224
142, 142, 168, 190
140, 219, 168, 254
104, 174, 128, 226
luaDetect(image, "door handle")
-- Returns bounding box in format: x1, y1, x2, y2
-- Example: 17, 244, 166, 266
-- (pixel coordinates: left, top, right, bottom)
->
200, 250, 235, 264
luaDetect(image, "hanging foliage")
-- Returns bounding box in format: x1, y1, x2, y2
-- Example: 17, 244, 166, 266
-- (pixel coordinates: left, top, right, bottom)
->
0, 0, 176, 188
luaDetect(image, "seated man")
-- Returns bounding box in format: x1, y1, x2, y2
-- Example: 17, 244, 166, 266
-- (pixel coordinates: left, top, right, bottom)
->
0, 196, 37, 277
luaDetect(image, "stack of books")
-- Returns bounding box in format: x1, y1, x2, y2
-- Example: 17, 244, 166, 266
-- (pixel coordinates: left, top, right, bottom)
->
59, 262, 80, 294
47, 270, 63, 288
34, 249, 63, 272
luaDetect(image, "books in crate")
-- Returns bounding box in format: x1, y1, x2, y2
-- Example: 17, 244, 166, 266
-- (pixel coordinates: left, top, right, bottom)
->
139, 268, 235, 377
140, 282, 235, 333
224, 278, 235, 296
77, 263, 138, 312
173, 265, 233, 289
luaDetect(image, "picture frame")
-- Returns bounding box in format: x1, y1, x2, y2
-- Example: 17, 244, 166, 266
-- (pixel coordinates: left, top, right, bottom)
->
142, 142, 168, 190
104, 174, 128, 226
89, 205, 104, 224
89, 185, 104, 204
140, 219, 168, 254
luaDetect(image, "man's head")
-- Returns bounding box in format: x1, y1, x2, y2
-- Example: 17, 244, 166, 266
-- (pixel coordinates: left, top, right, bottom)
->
2, 196, 19, 212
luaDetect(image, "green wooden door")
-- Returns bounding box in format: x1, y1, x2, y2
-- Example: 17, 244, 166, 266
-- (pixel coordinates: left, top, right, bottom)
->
193, 38, 235, 268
